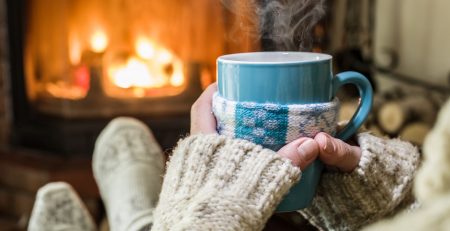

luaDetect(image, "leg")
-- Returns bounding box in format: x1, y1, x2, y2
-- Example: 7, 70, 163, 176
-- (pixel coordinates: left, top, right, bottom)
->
28, 182, 96, 231
93, 117, 164, 231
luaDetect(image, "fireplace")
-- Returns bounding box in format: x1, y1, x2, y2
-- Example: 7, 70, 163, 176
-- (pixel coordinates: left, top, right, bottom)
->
6, 0, 258, 156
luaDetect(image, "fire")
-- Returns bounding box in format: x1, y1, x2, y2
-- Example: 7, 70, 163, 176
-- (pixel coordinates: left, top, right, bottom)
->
90, 29, 108, 53
157, 49, 173, 64
47, 30, 186, 99
135, 37, 155, 60
170, 63, 184, 87
69, 31, 82, 65
106, 36, 185, 97
108, 57, 166, 89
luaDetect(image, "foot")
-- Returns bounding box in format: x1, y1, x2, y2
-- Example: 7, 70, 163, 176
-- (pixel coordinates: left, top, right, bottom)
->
93, 117, 164, 231
28, 182, 96, 231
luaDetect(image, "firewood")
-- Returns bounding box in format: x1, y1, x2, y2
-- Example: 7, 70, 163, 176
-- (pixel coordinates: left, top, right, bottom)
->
377, 96, 436, 134
399, 122, 431, 146
378, 101, 405, 134
367, 124, 384, 137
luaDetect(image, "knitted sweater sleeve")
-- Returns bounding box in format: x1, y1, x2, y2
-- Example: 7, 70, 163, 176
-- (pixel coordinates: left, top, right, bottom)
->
299, 132, 421, 231
151, 134, 301, 231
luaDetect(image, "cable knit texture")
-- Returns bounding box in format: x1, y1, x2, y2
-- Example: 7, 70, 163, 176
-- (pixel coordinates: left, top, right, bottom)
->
28, 182, 96, 231
93, 117, 164, 231
213, 92, 339, 151
298, 132, 420, 231
362, 193, 450, 231
151, 134, 301, 231
363, 98, 450, 231
414, 99, 450, 203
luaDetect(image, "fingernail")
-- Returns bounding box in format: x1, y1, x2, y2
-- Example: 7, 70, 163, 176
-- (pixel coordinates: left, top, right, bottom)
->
323, 136, 335, 153
297, 139, 317, 161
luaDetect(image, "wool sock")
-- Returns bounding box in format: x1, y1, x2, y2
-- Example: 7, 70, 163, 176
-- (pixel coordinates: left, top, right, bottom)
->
28, 182, 96, 231
93, 117, 164, 231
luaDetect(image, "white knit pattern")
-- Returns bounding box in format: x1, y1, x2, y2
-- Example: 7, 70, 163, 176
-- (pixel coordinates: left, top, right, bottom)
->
285, 98, 340, 142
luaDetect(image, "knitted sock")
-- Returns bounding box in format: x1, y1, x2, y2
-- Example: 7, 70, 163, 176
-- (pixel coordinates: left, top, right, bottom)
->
212, 92, 340, 151
93, 117, 164, 231
28, 182, 96, 231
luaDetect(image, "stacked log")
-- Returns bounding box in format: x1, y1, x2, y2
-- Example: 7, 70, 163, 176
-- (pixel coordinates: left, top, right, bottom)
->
339, 89, 442, 146
377, 94, 438, 145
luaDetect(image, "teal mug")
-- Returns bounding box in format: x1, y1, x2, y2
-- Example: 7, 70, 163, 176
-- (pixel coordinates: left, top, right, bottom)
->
213, 52, 373, 212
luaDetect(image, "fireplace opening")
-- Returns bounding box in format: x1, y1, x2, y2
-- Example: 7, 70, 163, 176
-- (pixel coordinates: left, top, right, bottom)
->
6, 0, 258, 156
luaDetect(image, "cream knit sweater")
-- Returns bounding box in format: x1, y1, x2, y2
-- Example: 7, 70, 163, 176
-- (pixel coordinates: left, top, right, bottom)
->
151, 131, 421, 230
151, 135, 301, 230
363, 98, 450, 231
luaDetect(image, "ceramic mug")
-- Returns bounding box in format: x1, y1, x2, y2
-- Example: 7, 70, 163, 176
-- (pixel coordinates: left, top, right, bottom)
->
213, 51, 373, 212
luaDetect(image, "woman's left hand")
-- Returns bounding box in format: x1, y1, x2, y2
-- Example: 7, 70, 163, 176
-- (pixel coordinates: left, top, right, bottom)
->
190, 83, 218, 135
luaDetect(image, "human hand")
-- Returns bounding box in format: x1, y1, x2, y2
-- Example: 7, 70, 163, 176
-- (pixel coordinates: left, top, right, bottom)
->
278, 133, 361, 172
190, 83, 218, 135
191, 84, 361, 172
314, 132, 361, 172
190, 83, 320, 170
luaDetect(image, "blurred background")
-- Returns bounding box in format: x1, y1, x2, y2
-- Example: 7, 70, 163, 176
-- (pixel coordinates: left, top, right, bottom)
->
0, 0, 449, 230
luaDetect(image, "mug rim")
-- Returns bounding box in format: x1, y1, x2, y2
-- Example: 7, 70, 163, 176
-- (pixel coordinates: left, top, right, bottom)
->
218, 51, 332, 65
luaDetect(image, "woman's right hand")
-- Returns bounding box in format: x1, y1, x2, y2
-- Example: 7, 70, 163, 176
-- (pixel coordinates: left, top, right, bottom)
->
279, 133, 362, 172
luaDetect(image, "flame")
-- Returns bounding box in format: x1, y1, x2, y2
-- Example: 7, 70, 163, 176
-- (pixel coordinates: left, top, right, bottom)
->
157, 49, 173, 64
109, 57, 166, 89
135, 37, 155, 59
106, 37, 186, 97
90, 29, 108, 53
69, 31, 82, 65
170, 62, 184, 86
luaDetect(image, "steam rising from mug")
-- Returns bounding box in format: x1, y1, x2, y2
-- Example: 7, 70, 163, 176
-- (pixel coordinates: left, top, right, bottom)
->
220, 0, 326, 51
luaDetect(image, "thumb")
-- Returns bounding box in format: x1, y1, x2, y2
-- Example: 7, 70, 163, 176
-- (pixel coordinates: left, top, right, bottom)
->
277, 138, 319, 170
314, 132, 361, 172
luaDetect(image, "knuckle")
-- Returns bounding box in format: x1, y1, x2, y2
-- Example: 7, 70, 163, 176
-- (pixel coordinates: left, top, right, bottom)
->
336, 140, 352, 160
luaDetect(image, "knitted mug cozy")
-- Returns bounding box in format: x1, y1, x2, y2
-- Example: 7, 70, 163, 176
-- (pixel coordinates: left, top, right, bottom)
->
212, 93, 340, 150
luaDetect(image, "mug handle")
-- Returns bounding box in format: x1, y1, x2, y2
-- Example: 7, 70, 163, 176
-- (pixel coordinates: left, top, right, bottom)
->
332, 71, 373, 141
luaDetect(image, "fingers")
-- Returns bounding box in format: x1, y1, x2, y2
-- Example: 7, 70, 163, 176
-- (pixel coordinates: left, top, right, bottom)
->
190, 83, 218, 135
314, 132, 362, 172
278, 137, 319, 170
